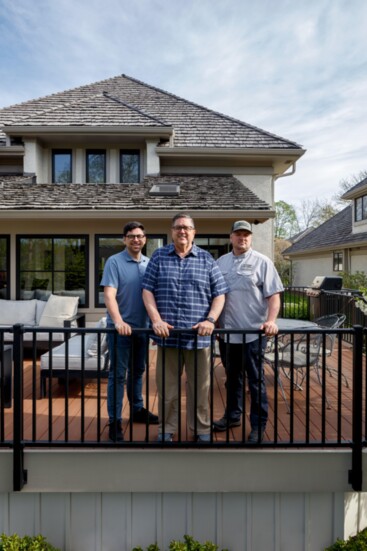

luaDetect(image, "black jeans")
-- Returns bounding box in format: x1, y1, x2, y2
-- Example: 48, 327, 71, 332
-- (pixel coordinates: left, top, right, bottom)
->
219, 337, 268, 429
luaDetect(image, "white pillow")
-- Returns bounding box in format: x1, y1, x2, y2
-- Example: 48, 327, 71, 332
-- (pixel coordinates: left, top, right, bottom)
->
0, 299, 37, 325
35, 299, 47, 325
87, 317, 108, 357
38, 294, 79, 327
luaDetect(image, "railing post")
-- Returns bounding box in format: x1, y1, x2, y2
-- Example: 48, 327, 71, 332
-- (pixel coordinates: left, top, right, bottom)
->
13, 323, 27, 491
349, 325, 363, 491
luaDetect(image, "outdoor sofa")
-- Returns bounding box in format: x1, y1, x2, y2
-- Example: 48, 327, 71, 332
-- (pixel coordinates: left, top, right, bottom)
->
0, 294, 85, 351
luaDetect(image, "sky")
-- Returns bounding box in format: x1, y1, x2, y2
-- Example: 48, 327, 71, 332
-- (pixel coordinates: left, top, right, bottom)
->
0, 0, 366, 208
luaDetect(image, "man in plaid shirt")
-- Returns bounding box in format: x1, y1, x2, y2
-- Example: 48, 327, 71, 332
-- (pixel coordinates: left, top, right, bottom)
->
142, 213, 228, 442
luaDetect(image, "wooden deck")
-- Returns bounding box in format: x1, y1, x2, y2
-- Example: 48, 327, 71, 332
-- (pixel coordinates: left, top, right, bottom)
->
0, 340, 358, 445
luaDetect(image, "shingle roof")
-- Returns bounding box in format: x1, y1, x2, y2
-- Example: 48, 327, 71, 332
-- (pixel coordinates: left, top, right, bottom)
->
284, 205, 367, 255
0, 174, 272, 212
0, 74, 302, 150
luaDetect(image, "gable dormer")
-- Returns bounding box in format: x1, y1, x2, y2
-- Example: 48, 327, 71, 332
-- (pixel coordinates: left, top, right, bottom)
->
342, 177, 367, 235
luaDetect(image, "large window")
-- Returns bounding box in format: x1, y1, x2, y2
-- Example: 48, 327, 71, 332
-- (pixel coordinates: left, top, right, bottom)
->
95, 234, 166, 307
0, 236, 10, 299
52, 149, 72, 183
333, 251, 343, 272
120, 150, 140, 183
195, 235, 230, 260
17, 236, 88, 305
355, 195, 367, 222
86, 150, 106, 183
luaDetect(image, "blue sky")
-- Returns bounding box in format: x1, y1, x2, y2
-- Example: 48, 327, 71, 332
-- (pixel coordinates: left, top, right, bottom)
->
0, 0, 366, 206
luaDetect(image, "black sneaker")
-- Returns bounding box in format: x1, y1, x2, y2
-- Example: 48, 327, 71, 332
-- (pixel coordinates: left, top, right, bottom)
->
132, 407, 159, 425
109, 421, 124, 442
247, 427, 265, 443
213, 416, 241, 432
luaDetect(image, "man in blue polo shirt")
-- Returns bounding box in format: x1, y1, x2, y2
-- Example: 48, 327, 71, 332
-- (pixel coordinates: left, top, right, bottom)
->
101, 221, 158, 442
142, 213, 228, 442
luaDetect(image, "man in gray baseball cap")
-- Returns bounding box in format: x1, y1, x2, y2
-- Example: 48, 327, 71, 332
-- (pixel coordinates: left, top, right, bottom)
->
214, 220, 283, 443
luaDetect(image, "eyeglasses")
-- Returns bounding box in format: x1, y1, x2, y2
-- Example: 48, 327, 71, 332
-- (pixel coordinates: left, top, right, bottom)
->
125, 234, 145, 240
172, 225, 195, 231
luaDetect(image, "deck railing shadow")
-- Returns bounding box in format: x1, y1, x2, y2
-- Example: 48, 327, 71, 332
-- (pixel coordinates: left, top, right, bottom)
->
0, 323, 366, 491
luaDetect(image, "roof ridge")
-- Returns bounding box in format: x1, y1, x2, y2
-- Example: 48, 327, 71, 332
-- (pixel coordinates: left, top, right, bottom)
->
121, 74, 302, 148
102, 92, 169, 126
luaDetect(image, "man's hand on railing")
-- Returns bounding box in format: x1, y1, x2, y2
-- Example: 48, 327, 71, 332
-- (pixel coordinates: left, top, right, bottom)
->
260, 320, 279, 337
114, 321, 132, 336
192, 320, 215, 337
152, 320, 173, 338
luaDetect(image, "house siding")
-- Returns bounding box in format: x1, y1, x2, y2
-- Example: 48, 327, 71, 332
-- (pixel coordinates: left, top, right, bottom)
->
0, 450, 366, 551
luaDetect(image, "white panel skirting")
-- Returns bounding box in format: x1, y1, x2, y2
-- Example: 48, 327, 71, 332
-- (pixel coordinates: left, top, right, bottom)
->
0, 449, 367, 551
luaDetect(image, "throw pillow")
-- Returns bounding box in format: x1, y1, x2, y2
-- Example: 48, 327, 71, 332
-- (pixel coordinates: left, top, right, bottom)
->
38, 294, 79, 327
0, 299, 37, 325
86, 317, 108, 357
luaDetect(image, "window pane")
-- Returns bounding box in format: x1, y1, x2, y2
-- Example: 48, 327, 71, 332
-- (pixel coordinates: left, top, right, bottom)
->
363, 196, 367, 220
18, 236, 87, 304
120, 150, 140, 183
53, 151, 72, 183
0, 237, 9, 299
333, 252, 343, 272
86, 150, 106, 183
195, 235, 230, 259
356, 198, 363, 221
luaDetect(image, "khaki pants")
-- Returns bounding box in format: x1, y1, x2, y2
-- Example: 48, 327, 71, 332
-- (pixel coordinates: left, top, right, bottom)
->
156, 347, 211, 437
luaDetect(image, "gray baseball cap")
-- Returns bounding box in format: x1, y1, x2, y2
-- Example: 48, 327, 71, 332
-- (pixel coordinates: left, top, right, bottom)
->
231, 220, 253, 233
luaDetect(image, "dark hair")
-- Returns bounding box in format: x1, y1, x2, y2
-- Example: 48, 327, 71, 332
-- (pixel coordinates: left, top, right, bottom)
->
123, 221, 145, 236
171, 212, 195, 227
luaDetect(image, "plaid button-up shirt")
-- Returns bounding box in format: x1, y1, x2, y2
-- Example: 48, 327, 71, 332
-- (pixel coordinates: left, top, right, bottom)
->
142, 243, 228, 349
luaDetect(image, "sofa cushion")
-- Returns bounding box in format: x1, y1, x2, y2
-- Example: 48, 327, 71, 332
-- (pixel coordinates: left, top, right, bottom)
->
38, 294, 79, 327
35, 299, 47, 325
86, 317, 108, 357
0, 299, 37, 325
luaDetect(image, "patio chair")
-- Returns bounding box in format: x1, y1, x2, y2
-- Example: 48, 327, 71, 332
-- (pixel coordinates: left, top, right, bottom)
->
267, 332, 325, 411
314, 314, 348, 387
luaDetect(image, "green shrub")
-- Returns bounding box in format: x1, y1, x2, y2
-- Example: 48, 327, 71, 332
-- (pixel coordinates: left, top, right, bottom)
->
0, 534, 59, 551
132, 535, 228, 551
325, 527, 367, 549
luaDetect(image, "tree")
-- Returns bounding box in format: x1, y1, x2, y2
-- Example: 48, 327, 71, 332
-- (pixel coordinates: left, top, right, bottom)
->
297, 198, 339, 230
274, 237, 292, 286
274, 201, 299, 239
333, 170, 367, 205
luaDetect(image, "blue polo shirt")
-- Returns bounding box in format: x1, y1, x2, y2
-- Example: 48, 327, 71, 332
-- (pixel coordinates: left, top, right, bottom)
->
100, 249, 149, 328
142, 243, 228, 349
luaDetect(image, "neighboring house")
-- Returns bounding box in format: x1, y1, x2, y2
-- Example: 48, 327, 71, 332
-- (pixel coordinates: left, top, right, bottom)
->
0, 74, 304, 317
283, 176, 367, 286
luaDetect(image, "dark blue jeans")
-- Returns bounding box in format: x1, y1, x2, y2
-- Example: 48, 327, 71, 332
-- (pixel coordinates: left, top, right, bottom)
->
107, 330, 147, 423
219, 337, 268, 429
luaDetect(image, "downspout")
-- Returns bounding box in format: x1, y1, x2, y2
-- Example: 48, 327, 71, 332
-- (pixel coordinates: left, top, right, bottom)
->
274, 161, 297, 181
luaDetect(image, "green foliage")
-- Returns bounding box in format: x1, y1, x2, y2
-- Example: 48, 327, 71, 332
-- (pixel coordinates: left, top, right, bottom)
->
338, 271, 367, 291
282, 291, 309, 320
275, 201, 299, 239
324, 526, 367, 549
0, 534, 59, 551
132, 535, 228, 551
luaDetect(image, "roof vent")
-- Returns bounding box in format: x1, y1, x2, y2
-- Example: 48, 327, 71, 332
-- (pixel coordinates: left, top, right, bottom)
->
149, 183, 180, 196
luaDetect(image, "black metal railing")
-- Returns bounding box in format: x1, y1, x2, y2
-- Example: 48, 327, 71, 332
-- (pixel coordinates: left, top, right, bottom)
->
0, 323, 366, 491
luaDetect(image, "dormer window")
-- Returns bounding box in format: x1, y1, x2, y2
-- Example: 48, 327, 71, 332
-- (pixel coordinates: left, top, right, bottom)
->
355, 195, 367, 221
52, 149, 72, 183
86, 150, 106, 183
120, 149, 140, 183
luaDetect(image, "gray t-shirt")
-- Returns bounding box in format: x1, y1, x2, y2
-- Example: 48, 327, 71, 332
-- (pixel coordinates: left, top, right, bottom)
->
217, 248, 284, 343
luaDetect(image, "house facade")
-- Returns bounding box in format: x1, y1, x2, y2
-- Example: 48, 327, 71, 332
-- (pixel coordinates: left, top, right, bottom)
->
284, 177, 367, 287
0, 74, 304, 318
